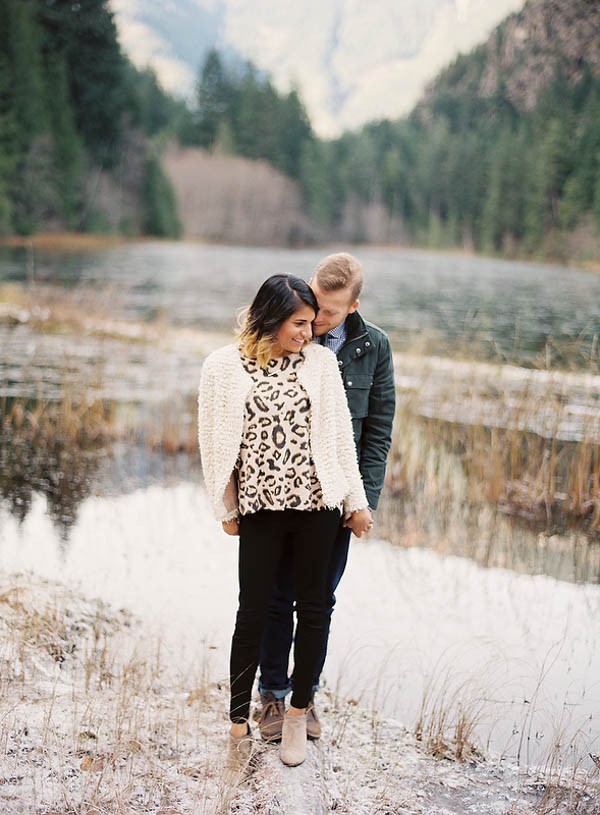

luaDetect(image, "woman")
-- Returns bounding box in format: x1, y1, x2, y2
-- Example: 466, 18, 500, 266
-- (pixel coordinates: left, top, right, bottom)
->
198, 274, 370, 767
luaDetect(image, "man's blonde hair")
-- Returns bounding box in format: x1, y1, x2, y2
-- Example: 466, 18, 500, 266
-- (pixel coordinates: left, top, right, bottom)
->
313, 252, 363, 302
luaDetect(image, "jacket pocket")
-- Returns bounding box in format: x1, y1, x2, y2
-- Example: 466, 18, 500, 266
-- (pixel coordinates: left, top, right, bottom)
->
344, 373, 372, 418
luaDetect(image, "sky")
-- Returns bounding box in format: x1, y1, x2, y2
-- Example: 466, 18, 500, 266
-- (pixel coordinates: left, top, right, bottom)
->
110, 0, 527, 135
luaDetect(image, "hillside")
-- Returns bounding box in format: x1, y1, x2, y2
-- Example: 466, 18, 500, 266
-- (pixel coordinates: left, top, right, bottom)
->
2, 0, 597, 260
417, 0, 600, 120
309, 0, 600, 262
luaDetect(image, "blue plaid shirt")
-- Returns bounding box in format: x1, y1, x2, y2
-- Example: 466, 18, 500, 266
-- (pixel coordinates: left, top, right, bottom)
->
319, 320, 347, 354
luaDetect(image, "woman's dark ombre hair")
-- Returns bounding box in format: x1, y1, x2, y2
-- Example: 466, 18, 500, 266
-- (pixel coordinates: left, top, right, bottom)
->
238, 274, 318, 366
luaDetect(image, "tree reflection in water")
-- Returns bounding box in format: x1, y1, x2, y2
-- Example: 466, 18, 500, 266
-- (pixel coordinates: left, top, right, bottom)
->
380, 410, 600, 585
0, 397, 111, 542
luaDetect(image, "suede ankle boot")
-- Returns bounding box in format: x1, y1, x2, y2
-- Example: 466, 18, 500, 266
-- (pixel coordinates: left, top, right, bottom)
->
224, 723, 253, 785
280, 711, 307, 766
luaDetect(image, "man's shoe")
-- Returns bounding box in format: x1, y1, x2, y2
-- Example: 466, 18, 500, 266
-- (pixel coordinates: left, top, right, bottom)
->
306, 698, 322, 740
280, 711, 307, 766
258, 692, 286, 742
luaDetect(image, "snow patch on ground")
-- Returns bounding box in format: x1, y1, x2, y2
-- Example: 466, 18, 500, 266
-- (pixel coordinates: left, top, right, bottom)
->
1, 572, 598, 815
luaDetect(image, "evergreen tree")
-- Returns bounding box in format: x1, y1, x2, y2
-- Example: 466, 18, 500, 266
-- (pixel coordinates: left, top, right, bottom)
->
277, 89, 313, 179
0, 0, 56, 233
233, 66, 280, 162
45, 53, 84, 227
299, 139, 334, 225
141, 154, 181, 238
0, 53, 18, 233
593, 172, 600, 230
559, 86, 600, 228
1, 0, 48, 150
39, 0, 133, 167
195, 49, 233, 149
13, 136, 58, 234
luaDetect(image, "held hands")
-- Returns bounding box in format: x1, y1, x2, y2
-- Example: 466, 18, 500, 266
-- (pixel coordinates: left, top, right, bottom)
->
343, 507, 373, 538
223, 510, 374, 537
222, 517, 240, 536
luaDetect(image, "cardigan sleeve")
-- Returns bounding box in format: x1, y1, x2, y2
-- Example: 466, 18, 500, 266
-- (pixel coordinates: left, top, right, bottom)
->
324, 352, 369, 513
198, 352, 239, 522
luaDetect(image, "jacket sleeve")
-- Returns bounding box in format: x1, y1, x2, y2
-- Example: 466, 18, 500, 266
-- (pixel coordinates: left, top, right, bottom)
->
325, 352, 368, 514
359, 334, 395, 509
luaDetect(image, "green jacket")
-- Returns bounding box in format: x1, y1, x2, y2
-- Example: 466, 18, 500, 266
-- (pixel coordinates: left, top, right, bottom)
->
335, 311, 395, 510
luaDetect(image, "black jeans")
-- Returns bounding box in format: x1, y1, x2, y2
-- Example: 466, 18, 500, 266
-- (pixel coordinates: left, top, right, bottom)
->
230, 507, 340, 723
258, 522, 352, 696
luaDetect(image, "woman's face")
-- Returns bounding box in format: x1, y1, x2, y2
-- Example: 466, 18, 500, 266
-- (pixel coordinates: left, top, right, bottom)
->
273, 304, 316, 355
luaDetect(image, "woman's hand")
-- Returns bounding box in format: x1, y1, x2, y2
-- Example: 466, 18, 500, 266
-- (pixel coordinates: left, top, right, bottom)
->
344, 508, 373, 538
222, 517, 240, 536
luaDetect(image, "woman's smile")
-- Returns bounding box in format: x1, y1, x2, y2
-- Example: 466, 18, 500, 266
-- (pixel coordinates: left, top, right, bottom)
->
274, 304, 315, 355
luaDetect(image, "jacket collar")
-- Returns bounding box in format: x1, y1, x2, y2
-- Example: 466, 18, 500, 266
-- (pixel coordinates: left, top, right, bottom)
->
336, 311, 373, 367
344, 310, 368, 342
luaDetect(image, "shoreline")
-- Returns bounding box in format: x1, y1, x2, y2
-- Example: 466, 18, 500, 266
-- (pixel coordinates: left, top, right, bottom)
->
0, 231, 598, 273
1, 284, 598, 539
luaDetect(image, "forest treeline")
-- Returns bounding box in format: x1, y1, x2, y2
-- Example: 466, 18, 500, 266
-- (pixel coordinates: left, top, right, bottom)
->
1, 0, 599, 260
322, 66, 600, 255
0, 0, 187, 237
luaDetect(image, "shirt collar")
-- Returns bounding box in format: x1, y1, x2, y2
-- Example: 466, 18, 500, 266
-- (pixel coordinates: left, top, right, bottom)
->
328, 320, 347, 340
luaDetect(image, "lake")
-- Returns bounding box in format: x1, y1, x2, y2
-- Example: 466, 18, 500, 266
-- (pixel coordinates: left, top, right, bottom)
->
1, 479, 598, 771
1, 241, 599, 769
2, 241, 600, 366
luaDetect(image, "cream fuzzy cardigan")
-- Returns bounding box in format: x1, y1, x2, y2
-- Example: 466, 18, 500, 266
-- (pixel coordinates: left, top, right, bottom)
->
198, 343, 368, 522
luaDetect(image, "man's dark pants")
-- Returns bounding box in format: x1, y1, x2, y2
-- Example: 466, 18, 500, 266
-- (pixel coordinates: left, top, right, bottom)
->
258, 522, 353, 698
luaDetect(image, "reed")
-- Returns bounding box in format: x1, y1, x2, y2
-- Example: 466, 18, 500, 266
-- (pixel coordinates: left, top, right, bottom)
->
0, 392, 116, 530
386, 397, 600, 534
141, 394, 200, 455
414, 660, 488, 763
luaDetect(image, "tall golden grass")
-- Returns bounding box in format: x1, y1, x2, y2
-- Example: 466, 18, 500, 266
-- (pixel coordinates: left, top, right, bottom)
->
0, 393, 115, 531
386, 402, 600, 533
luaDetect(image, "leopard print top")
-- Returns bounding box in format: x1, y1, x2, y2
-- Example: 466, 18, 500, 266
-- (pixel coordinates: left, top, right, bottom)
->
236, 350, 325, 515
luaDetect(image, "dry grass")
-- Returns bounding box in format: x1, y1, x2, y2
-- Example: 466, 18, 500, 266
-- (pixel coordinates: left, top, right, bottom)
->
1, 572, 598, 815
0, 233, 128, 251
414, 660, 488, 763
0, 280, 134, 339
8, 279, 597, 522
141, 395, 200, 456
386, 397, 600, 535
0, 573, 231, 815
2, 393, 115, 445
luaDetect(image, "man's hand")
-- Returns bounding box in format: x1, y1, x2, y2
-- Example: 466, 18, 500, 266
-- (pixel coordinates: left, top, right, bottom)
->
344, 508, 373, 537
222, 517, 240, 536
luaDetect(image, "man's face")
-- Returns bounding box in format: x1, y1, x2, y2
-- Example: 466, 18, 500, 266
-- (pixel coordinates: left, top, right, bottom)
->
311, 280, 359, 337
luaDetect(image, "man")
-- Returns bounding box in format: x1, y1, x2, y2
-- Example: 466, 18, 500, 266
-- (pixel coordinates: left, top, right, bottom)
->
257, 252, 396, 741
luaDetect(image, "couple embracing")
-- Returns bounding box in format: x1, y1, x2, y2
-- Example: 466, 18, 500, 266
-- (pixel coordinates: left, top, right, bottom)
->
198, 252, 395, 769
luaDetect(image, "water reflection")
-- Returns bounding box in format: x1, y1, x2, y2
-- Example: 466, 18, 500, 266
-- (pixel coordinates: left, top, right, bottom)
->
0, 480, 597, 769
379, 492, 600, 585
380, 410, 600, 585
0, 421, 201, 545
1, 380, 598, 584
0, 398, 108, 540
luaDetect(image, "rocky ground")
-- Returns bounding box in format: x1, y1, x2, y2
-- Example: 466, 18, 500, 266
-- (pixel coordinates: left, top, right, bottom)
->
0, 571, 598, 815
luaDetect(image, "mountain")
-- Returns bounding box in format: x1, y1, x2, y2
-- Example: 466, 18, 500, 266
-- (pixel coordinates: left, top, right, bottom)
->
416, 0, 600, 120
399, 0, 600, 259
109, 0, 526, 136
